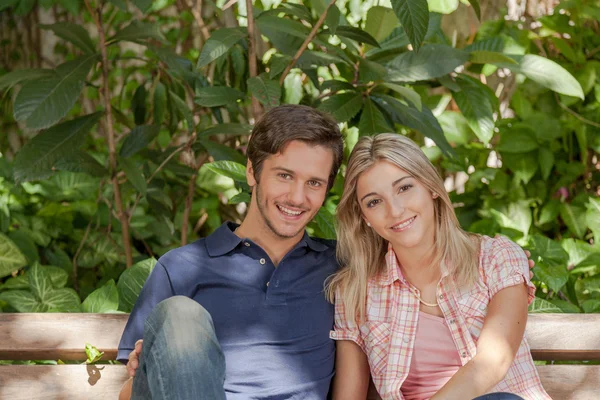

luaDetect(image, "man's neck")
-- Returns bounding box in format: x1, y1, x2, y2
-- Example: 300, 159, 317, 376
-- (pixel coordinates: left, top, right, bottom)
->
235, 218, 304, 266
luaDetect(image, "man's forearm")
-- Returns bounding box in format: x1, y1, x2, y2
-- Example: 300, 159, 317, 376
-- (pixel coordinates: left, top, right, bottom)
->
119, 377, 133, 400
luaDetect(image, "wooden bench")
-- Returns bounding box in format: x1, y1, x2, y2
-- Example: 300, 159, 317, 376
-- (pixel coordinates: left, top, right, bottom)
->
0, 313, 599, 399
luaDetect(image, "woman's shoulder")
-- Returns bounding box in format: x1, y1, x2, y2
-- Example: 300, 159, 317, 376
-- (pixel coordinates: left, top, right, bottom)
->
478, 234, 528, 274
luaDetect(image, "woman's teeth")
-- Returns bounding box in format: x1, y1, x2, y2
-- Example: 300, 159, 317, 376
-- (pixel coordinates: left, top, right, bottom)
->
392, 217, 415, 230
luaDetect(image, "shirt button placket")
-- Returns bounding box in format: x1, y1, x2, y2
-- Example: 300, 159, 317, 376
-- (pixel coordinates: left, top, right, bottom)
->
259, 258, 266, 265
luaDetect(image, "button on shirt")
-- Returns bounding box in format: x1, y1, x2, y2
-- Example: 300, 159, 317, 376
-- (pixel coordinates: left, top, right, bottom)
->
331, 236, 551, 400
118, 222, 338, 400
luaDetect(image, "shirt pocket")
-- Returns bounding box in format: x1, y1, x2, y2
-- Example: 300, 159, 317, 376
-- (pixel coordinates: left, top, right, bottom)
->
360, 321, 391, 376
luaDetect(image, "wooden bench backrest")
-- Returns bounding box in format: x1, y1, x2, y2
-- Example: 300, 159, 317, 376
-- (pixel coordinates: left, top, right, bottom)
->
1, 313, 599, 399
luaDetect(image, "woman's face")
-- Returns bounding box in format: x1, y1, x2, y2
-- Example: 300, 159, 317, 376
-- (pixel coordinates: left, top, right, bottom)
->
356, 160, 437, 252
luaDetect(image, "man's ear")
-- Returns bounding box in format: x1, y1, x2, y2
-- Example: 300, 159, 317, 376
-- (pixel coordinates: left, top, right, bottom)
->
246, 159, 257, 187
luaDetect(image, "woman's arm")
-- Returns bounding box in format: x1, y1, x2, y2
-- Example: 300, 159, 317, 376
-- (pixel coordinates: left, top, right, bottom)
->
431, 283, 529, 400
332, 340, 371, 400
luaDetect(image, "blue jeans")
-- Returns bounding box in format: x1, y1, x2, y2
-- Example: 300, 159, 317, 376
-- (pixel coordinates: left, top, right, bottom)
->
473, 394, 525, 400
131, 296, 226, 400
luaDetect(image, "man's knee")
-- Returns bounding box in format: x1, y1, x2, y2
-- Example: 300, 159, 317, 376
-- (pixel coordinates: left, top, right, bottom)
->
153, 296, 213, 325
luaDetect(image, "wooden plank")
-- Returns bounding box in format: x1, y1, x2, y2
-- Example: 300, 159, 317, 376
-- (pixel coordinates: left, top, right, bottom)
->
526, 314, 600, 361
0, 313, 129, 361
0, 364, 129, 400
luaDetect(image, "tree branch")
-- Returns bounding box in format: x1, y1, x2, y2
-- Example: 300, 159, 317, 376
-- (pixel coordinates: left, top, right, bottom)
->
245, 0, 262, 120
279, 0, 337, 85
85, 0, 134, 268
181, 154, 208, 245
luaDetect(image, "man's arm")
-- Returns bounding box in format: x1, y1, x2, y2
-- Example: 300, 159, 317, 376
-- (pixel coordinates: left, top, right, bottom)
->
332, 340, 371, 400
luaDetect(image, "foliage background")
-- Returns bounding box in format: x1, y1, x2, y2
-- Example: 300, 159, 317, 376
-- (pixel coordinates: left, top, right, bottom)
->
0, 0, 598, 321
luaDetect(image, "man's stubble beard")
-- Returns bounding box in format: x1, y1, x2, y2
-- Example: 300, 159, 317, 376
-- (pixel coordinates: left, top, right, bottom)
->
254, 183, 313, 239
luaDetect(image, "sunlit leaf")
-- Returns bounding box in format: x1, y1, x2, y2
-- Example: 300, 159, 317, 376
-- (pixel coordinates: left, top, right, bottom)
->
82, 279, 119, 313
41, 23, 95, 54
247, 76, 281, 108
387, 44, 468, 82
0, 233, 27, 279
391, 0, 429, 52
197, 27, 246, 69
195, 86, 244, 107
318, 92, 363, 123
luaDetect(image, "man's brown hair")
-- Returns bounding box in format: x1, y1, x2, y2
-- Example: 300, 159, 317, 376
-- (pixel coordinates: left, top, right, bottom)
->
247, 104, 343, 191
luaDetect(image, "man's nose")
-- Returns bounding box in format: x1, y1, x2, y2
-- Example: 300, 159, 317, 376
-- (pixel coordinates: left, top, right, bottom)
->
289, 182, 305, 205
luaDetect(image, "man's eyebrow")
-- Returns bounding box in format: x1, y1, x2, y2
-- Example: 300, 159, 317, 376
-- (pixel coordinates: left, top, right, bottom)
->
359, 176, 411, 203
273, 167, 328, 183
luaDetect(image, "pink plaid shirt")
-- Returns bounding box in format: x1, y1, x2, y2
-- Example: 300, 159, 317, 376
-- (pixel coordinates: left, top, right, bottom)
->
331, 236, 551, 400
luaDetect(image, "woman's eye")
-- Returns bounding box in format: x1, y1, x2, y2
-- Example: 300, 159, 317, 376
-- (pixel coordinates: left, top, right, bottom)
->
367, 199, 381, 208
398, 184, 413, 193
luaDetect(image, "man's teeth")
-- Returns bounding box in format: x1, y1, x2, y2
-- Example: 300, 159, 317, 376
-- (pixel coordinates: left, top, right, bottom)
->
278, 205, 302, 216
393, 217, 415, 229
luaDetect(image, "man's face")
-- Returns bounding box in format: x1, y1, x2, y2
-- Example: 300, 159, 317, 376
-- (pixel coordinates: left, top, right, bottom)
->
247, 140, 334, 239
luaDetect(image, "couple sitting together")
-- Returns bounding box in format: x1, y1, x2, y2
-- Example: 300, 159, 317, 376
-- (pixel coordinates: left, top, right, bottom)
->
118, 105, 551, 400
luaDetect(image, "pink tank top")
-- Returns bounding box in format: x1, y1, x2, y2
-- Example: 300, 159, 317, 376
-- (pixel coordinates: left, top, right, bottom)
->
401, 312, 462, 400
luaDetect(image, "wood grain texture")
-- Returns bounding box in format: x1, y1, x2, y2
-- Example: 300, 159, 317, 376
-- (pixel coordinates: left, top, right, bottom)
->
0, 364, 129, 400
0, 313, 128, 360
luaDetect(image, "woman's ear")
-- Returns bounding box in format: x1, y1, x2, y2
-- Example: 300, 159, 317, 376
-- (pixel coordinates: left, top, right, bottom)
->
432, 192, 439, 199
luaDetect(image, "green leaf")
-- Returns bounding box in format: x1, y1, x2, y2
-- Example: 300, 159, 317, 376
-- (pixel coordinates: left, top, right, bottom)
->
466, 0, 481, 19
428, 0, 459, 14
153, 82, 167, 125
548, 299, 581, 313
198, 123, 252, 137
325, 26, 380, 48
0, 290, 46, 312
269, 55, 292, 79
47, 266, 68, 289
358, 59, 387, 83
469, 50, 517, 65
8, 231, 38, 264
54, 151, 108, 177
256, 15, 310, 40
229, 192, 251, 205
169, 91, 194, 133
14, 54, 98, 130
117, 258, 157, 312
108, 21, 167, 45
85, 343, 104, 364
586, 198, 600, 237
375, 95, 454, 158
132, 0, 152, 13
131, 85, 147, 125
204, 161, 247, 182
195, 86, 244, 107
561, 238, 593, 269
120, 158, 147, 195
247, 76, 281, 108
581, 300, 600, 313
0, 0, 19, 12
0, 69, 56, 91
82, 279, 119, 313
502, 152, 538, 184
380, 83, 422, 111
196, 27, 246, 69
391, 0, 429, 52
538, 147, 554, 180
496, 55, 584, 99
0, 233, 28, 279
314, 207, 336, 240
0, 275, 30, 291
59, 0, 80, 14
490, 201, 532, 236
120, 125, 160, 158
13, 112, 103, 183
359, 97, 392, 136
318, 92, 363, 123
436, 111, 473, 145
197, 138, 246, 165
387, 45, 469, 82
497, 124, 539, 153
325, 4, 340, 34
533, 263, 568, 293
365, 6, 399, 46
538, 199, 561, 226
560, 203, 587, 239
29, 263, 54, 302
321, 80, 356, 92
528, 297, 562, 313
41, 23, 95, 54
44, 288, 81, 312
452, 75, 496, 145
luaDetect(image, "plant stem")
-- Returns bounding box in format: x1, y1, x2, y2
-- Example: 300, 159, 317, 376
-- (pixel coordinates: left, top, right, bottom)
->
246, 0, 262, 120
86, 0, 134, 268
555, 93, 600, 128
279, 0, 337, 85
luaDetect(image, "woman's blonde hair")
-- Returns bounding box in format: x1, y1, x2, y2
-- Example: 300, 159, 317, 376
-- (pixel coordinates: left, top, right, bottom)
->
326, 133, 479, 323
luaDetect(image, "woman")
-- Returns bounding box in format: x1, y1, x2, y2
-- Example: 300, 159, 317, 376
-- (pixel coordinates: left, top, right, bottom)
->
326, 134, 550, 400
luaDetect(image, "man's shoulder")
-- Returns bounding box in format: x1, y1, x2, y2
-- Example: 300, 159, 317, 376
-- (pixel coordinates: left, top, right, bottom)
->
308, 236, 337, 251
157, 238, 209, 269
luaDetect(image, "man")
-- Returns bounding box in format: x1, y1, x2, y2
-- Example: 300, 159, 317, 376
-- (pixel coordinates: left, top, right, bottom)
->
118, 104, 534, 399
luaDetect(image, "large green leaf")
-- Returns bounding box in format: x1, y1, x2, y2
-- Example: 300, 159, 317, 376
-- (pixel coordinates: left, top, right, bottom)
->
132, 0, 152, 13
197, 27, 246, 69
560, 203, 588, 239
29, 263, 54, 302
387, 45, 469, 82
469, 50, 517, 65
13, 112, 103, 183
169, 91, 195, 133
153, 82, 167, 125
54, 151, 108, 177
41, 23, 95, 54
318, 92, 363, 123
452, 75, 496, 145
47, 266, 68, 289
256, 15, 310, 40
502, 152, 538, 184
108, 21, 167, 45
359, 98, 392, 136
528, 297, 562, 313
14, 54, 98, 130
436, 111, 474, 145
561, 238, 593, 269
117, 258, 157, 312
0, 290, 46, 312
205, 161, 247, 182
198, 123, 252, 137
197, 139, 246, 165
365, 6, 399, 46
391, 0, 429, 52
44, 288, 81, 312
195, 86, 245, 107
82, 279, 119, 313
0, 233, 27, 279
325, 26, 380, 47
428, 0, 459, 14
533, 263, 569, 293
120, 158, 147, 195
120, 125, 160, 158
380, 83, 422, 111
0, 69, 56, 91
496, 55, 584, 99
497, 124, 539, 153
586, 197, 600, 237
314, 207, 336, 240
490, 201, 532, 236
247, 76, 281, 108
538, 199, 561, 226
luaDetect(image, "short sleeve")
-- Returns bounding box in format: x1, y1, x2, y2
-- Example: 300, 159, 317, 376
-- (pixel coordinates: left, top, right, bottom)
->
329, 290, 365, 352
484, 236, 536, 305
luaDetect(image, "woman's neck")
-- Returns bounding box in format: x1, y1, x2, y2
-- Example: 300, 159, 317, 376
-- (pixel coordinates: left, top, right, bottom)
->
392, 241, 441, 286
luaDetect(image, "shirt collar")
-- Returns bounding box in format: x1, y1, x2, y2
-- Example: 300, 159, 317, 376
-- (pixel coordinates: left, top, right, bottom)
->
205, 221, 329, 257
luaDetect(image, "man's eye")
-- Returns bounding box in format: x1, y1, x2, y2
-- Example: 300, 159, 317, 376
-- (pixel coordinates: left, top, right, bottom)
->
308, 180, 321, 187
279, 173, 291, 179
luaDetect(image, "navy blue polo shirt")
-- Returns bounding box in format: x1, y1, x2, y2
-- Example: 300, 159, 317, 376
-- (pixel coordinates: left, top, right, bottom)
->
118, 222, 338, 399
